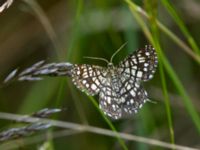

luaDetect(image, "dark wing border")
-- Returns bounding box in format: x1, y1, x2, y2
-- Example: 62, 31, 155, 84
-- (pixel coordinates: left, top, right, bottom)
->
118, 45, 158, 82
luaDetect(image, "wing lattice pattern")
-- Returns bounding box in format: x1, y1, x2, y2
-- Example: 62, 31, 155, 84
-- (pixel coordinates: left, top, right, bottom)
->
71, 45, 158, 119
118, 45, 158, 82
71, 64, 105, 96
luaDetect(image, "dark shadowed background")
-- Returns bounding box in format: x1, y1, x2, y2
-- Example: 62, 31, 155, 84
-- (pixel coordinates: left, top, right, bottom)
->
0, 0, 200, 149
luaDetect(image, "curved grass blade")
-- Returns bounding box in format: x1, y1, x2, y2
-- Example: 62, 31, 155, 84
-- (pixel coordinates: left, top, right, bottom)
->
124, 0, 200, 65
65, 0, 128, 149
125, 0, 200, 133
161, 0, 200, 55
88, 96, 128, 150
144, 0, 175, 144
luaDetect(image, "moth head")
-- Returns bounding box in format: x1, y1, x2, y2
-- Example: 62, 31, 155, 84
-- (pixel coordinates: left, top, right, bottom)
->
107, 62, 114, 69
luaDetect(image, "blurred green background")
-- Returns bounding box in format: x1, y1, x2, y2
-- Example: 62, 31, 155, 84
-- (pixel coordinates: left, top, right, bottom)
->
0, 0, 200, 149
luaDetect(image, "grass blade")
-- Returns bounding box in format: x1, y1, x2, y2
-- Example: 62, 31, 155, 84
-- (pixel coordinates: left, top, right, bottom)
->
161, 0, 200, 55
144, 0, 175, 144
124, 0, 200, 64
125, 0, 200, 134
88, 96, 128, 150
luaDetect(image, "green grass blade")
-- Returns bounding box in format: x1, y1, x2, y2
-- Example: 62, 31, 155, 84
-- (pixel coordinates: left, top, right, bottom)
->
159, 63, 175, 144
156, 22, 200, 64
144, 0, 175, 144
64, 0, 128, 149
161, 0, 200, 55
88, 96, 128, 150
125, 0, 200, 134
161, 53, 200, 133
65, 0, 90, 124
124, 0, 200, 65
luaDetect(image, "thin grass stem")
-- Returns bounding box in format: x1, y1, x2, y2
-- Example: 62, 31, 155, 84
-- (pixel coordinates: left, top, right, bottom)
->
125, 0, 200, 133
0, 112, 198, 150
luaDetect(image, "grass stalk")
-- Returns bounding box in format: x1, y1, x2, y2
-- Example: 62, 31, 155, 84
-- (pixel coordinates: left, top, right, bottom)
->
88, 96, 128, 150
144, 0, 175, 145
161, 0, 200, 55
0, 112, 197, 150
124, 0, 200, 64
125, 0, 200, 134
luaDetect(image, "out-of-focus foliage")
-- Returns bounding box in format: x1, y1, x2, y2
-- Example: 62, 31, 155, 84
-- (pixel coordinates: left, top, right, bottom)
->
0, 0, 200, 149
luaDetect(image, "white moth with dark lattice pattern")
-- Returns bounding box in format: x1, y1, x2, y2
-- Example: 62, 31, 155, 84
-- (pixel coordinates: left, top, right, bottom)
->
71, 45, 158, 119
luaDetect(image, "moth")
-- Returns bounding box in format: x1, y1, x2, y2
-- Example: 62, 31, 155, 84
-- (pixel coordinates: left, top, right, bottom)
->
5, 44, 158, 119
71, 45, 158, 119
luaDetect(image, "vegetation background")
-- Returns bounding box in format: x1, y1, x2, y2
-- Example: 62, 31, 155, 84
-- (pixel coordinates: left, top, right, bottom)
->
0, 0, 200, 149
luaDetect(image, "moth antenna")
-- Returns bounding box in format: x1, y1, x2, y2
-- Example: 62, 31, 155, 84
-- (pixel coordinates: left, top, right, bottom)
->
146, 99, 157, 104
110, 42, 127, 63
83, 56, 109, 64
